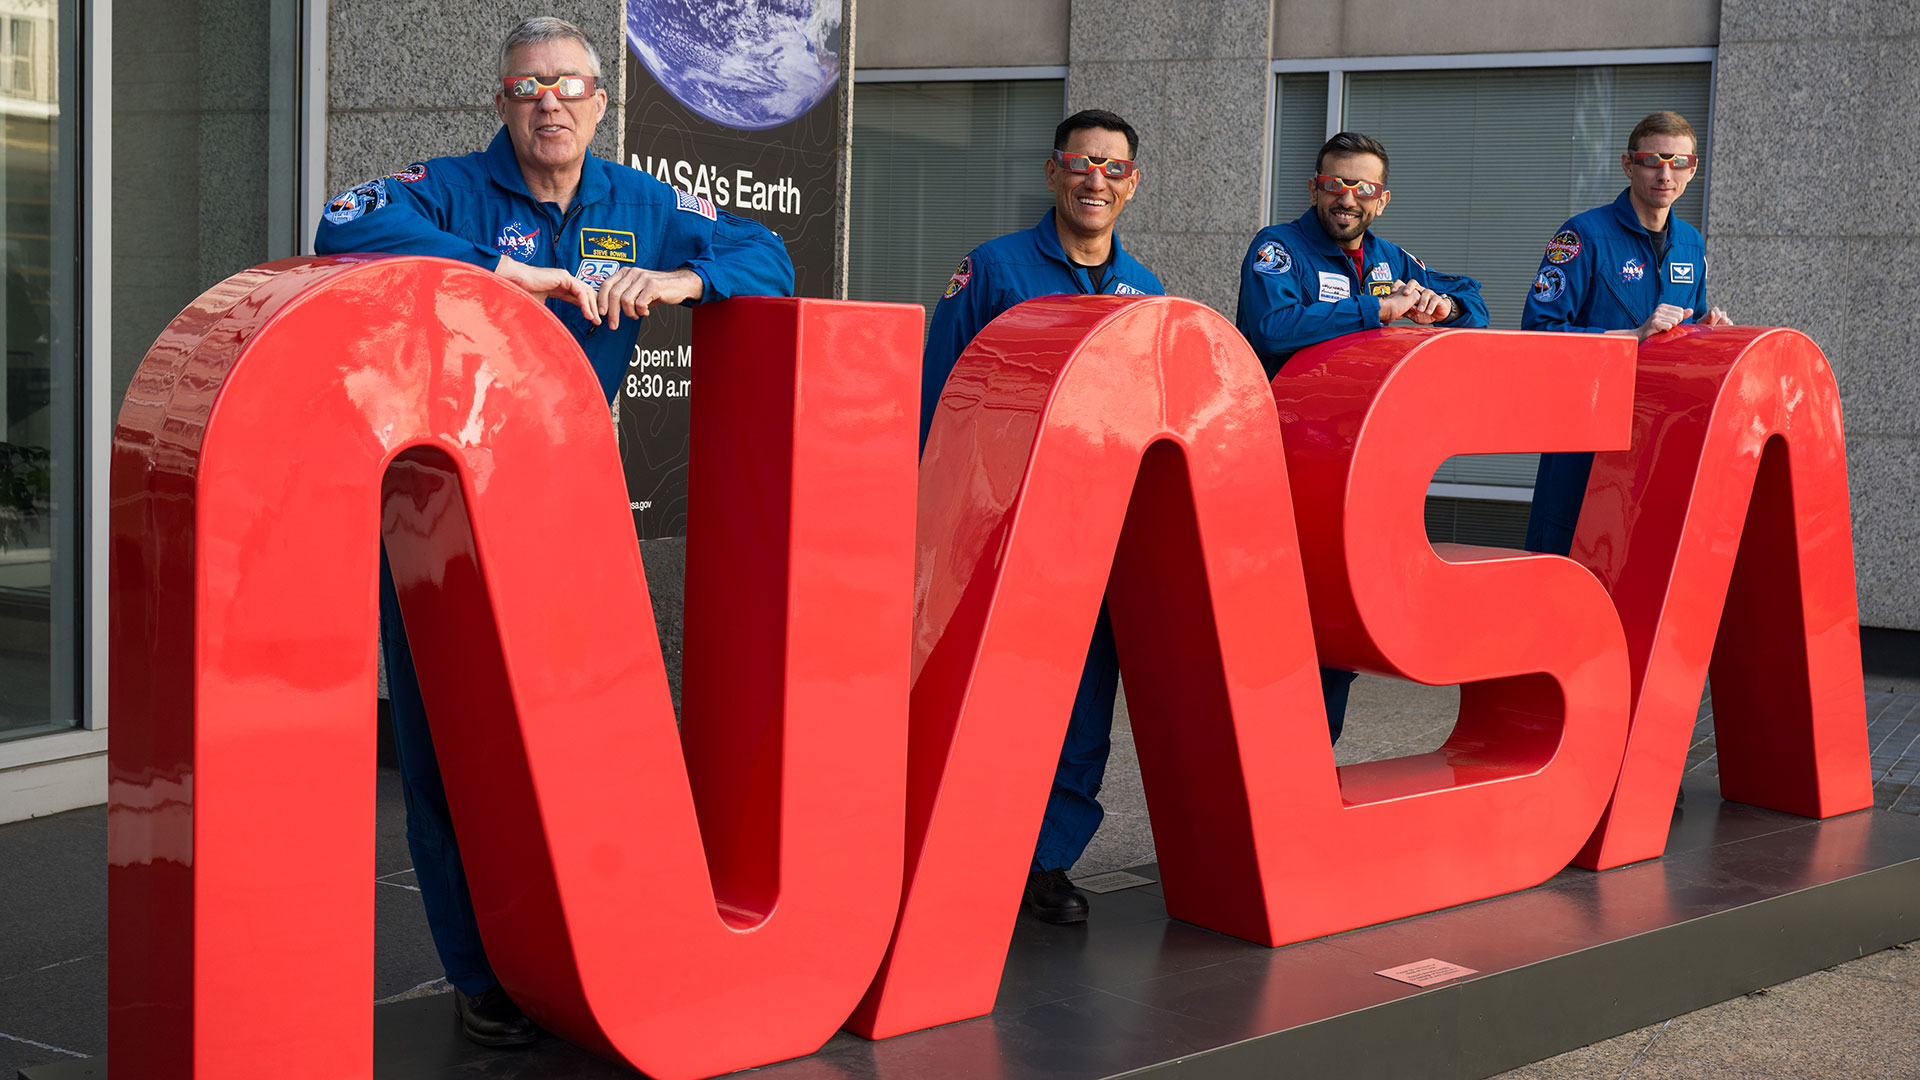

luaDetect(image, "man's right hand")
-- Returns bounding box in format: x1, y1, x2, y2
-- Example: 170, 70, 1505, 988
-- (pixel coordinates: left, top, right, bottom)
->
494, 256, 601, 324
1635, 303, 1693, 342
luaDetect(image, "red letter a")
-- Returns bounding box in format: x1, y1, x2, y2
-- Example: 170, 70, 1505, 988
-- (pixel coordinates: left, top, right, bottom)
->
1570, 326, 1873, 869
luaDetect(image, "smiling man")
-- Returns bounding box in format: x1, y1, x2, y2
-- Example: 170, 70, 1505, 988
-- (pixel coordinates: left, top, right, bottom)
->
1235, 131, 1489, 747
1521, 111, 1732, 556
919, 109, 1162, 927
315, 16, 792, 1050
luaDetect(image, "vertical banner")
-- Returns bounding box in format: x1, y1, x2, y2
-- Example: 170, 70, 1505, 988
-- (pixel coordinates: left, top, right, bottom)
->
620, 1, 848, 539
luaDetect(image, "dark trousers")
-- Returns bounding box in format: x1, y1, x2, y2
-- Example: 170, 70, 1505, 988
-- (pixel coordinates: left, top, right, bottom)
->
379, 548, 497, 995
1030, 608, 1351, 874
1525, 450, 1595, 556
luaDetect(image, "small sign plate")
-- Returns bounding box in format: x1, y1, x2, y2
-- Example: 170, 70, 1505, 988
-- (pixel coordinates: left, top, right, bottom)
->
1072, 870, 1157, 894
1375, 958, 1478, 987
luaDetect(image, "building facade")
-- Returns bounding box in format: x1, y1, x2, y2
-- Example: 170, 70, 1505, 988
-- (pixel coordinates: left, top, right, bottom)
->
1, 0, 1913, 821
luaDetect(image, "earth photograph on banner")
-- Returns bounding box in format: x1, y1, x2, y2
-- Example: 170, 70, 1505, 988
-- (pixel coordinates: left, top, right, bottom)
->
627, 0, 841, 131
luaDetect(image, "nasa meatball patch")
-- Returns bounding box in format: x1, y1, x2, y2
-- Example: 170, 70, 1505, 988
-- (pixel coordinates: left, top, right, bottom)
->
943, 255, 973, 298
1544, 229, 1582, 264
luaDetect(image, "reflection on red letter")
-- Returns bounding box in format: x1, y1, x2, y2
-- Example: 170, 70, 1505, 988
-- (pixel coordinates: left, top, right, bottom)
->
1570, 326, 1872, 869
108, 256, 921, 1080
1266, 328, 1633, 941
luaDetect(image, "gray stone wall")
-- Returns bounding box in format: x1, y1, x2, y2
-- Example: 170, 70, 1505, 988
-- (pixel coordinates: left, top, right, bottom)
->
1271, 0, 1720, 58
325, 1, 623, 196
857, 0, 1067, 69
1707, 3, 1920, 632
1067, 0, 1271, 318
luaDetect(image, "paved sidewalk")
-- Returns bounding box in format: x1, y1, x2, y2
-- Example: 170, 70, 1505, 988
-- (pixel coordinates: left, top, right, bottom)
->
3, 678, 1917, 1078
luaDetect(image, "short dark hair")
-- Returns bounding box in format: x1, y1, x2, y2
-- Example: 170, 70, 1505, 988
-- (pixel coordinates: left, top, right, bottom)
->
1316, 132, 1389, 183
1055, 109, 1139, 158
1627, 111, 1697, 153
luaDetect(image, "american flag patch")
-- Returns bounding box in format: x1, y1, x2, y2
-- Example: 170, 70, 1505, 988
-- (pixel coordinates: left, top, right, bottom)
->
675, 189, 716, 220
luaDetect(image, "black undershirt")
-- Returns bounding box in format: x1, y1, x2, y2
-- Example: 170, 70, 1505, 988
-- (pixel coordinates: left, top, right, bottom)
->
1648, 221, 1670, 265
1072, 246, 1117, 293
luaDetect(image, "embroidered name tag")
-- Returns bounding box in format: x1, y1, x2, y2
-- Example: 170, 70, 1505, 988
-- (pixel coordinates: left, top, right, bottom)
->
1669, 262, 1695, 284
581, 228, 636, 262
1317, 271, 1351, 302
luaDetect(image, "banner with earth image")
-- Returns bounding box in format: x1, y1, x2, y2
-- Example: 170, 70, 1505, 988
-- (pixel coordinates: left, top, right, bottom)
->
619, 0, 846, 540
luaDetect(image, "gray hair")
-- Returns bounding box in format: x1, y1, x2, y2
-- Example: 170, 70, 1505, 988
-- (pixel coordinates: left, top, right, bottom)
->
498, 17, 603, 79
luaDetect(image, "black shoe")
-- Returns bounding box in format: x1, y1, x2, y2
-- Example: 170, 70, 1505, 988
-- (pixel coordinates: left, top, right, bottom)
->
1024, 868, 1089, 924
454, 985, 539, 1047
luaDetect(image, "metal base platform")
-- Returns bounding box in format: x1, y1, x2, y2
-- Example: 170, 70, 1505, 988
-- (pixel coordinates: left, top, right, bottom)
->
28, 782, 1920, 1080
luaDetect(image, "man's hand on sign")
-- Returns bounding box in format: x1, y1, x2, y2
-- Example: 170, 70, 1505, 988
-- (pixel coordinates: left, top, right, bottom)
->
1402, 284, 1456, 325
600, 267, 705, 329
1634, 303, 1693, 342
1377, 280, 1427, 323
495, 256, 601, 323
1704, 306, 1734, 327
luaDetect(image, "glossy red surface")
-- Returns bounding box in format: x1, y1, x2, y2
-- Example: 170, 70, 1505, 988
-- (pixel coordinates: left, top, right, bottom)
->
852, 311, 1637, 1038
1568, 325, 1873, 869
106, 256, 921, 1080
1265, 327, 1633, 930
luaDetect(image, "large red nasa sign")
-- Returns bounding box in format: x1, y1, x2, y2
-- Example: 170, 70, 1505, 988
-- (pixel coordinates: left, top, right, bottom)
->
107, 256, 1870, 1079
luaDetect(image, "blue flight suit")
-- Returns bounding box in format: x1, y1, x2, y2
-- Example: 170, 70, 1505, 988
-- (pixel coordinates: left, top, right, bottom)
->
920, 209, 1162, 874
1235, 208, 1490, 740
317, 128, 794, 995
1521, 188, 1709, 555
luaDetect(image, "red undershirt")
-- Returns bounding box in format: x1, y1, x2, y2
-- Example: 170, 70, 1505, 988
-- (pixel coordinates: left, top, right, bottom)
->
1344, 244, 1366, 282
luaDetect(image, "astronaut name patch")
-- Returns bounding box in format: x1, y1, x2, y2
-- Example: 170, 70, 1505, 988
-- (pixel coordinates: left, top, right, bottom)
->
323, 178, 388, 224
674, 188, 717, 220
1114, 281, 1146, 296
1545, 229, 1582, 264
1532, 266, 1567, 303
576, 258, 620, 290
1253, 240, 1292, 275
1620, 258, 1646, 283
494, 220, 541, 261
581, 228, 636, 262
1669, 262, 1695, 284
943, 256, 972, 298
1317, 271, 1351, 302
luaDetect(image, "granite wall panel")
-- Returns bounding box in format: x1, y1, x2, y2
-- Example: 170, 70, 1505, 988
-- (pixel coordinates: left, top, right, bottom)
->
1712, 3, 1920, 630
1068, 0, 1269, 317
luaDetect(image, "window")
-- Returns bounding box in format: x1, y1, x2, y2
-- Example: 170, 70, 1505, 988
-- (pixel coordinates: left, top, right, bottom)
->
849, 77, 1064, 329
7, 19, 31, 96
1272, 56, 1714, 546
1, 0, 71, 741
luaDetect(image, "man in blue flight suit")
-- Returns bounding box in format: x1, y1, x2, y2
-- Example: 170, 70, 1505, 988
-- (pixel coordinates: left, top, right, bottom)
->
315, 16, 792, 1048
920, 109, 1162, 925
1235, 131, 1489, 745
1522, 110, 1731, 556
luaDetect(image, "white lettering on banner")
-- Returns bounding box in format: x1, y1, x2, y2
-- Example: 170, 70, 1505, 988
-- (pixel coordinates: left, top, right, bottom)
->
633, 153, 803, 217
630, 344, 694, 370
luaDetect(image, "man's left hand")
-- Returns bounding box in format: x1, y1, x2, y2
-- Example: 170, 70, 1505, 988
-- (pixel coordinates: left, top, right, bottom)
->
1704, 306, 1734, 326
600, 267, 705, 329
